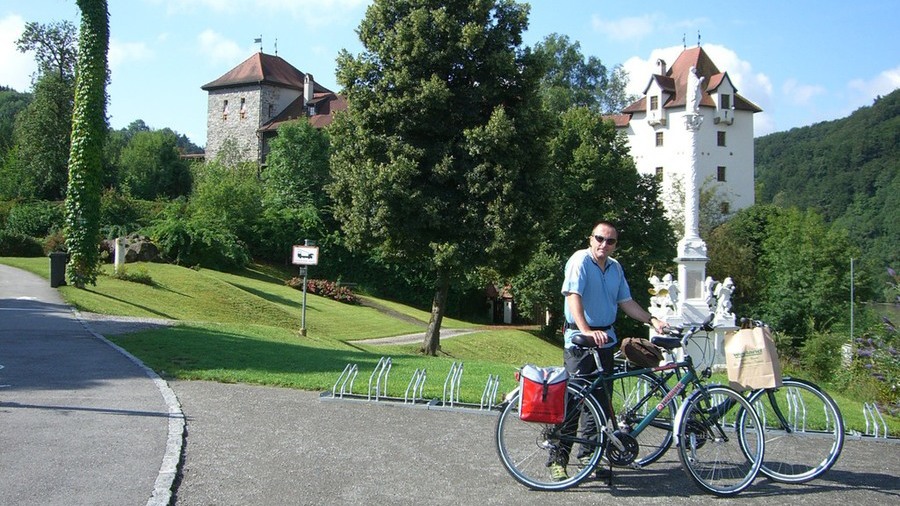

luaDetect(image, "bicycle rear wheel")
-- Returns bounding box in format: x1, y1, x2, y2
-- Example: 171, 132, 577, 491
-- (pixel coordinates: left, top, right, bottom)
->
676, 385, 764, 497
608, 372, 675, 467
495, 384, 607, 491
743, 378, 844, 483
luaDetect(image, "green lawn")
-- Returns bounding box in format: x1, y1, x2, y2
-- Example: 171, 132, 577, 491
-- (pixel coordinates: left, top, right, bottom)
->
2, 255, 896, 435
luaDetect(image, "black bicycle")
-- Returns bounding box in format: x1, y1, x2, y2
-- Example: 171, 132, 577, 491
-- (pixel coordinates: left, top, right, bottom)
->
609, 319, 844, 483
495, 319, 765, 496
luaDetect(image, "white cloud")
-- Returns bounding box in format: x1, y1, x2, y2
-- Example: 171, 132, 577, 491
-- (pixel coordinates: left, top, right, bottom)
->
149, 0, 369, 24
782, 79, 826, 105
0, 14, 37, 92
848, 65, 900, 102
197, 29, 246, 64
108, 39, 154, 70
592, 14, 659, 42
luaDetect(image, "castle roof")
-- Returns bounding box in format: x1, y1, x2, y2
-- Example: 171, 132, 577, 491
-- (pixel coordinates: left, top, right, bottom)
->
201, 52, 333, 94
258, 92, 348, 132
621, 46, 762, 115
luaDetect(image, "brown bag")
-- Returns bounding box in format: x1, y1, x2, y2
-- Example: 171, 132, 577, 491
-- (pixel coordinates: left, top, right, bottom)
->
620, 337, 664, 368
724, 326, 783, 391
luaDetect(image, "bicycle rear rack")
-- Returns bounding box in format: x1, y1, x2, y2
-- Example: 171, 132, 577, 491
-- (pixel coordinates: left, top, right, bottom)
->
320, 356, 504, 414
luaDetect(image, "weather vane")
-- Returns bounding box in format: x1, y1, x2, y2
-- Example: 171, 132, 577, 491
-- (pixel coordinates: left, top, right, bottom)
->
254, 35, 263, 53
697, 30, 702, 47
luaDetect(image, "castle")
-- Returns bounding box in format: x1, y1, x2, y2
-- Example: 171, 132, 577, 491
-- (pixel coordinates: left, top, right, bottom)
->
610, 46, 762, 215
201, 51, 346, 164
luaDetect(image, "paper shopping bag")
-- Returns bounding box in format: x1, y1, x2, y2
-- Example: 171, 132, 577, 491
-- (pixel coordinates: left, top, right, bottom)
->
724, 327, 783, 391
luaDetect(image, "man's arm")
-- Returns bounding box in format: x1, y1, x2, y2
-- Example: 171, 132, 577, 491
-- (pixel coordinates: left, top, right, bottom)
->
619, 299, 668, 333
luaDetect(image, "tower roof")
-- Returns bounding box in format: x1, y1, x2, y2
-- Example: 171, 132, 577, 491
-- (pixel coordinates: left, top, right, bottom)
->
201, 52, 333, 94
622, 46, 761, 114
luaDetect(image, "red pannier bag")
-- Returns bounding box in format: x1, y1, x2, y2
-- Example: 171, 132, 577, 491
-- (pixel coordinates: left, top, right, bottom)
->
518, 365, 568, 424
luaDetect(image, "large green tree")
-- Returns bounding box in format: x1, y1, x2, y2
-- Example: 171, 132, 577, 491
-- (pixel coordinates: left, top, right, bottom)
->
511, 107, 673, 336
532, 33, 634, 115
329, 0, 551, 355
118, 128, 191, 199
263, 119, 331, 210
64, 0, 108, 287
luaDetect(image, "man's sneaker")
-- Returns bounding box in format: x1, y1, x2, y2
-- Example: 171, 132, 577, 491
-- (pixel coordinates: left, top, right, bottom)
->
578, 456, 613, 479
549, 462, 568, 481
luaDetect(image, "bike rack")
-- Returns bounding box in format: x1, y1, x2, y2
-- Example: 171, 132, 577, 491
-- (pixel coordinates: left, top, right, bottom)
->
404, 368, 427, 404
863, 402, 888, 438
368, 356, 392, 401
320, 358, 503, 414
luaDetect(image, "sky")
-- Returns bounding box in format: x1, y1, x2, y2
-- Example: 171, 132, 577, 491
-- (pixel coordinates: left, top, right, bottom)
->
1, 0, 898, 148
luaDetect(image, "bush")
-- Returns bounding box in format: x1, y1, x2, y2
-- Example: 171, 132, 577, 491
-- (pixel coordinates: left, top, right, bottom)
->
799, 331, 846, 382
110, 265, 154, 285
148, 209, 250, 271
286, 277, 359, 304
0, 230, 44, 256
5, 200, 64, 237
851, 319, 899, 412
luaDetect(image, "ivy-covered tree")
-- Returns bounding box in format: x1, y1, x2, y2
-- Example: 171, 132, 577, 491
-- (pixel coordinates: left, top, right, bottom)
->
64, 0, 108, 287
329, 0, 551, 355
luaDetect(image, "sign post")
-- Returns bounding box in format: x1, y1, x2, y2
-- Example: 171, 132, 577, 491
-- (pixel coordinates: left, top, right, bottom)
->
292, 241, 319, 336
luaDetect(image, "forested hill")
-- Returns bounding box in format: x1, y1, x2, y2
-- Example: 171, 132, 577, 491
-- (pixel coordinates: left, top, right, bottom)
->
754, 88, 899, 283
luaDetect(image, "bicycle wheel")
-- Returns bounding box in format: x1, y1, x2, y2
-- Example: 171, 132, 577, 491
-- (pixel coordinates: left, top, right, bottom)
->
675, 385, 764, 496
495, 383, 608, 491
608, 372, 675, 467
743, 378, 844, 483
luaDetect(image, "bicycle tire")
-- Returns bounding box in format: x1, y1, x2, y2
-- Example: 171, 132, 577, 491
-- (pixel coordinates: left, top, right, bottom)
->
742, 378, 844, 483
495, 383, 608, 491
608, 372, 675, 467
675, 385, 764, 497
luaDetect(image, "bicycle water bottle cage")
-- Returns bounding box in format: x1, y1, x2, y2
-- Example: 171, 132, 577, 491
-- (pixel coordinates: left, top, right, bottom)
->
649, 336, 683, 351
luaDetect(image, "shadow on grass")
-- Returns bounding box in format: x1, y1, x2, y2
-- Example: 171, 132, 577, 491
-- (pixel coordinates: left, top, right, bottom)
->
83, 288, 178, 319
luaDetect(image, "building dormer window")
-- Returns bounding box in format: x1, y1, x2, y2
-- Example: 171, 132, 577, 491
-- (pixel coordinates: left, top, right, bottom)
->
240, 98, 246, 119
720, 94, 731, 110
650, 96, 659, 110
222, 99, 229, 120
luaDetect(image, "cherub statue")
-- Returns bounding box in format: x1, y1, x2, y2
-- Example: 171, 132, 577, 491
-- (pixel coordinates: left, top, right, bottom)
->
714, 277, 735, 317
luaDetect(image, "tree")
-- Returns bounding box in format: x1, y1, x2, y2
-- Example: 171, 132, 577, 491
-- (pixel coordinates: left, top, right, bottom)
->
118, 129, 191, 199
9, 20, 78, 200
329, 0, 551, 355
511, 107, 673, 337
15, 20, 78, 83
0, 87, 31, 153
532, 33, 635, 115
262, 119, 331, 210
64, 0, 108, 287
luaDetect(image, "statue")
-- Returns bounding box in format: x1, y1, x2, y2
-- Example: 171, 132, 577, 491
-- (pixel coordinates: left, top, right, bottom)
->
714, 277, 735, 318
704, 276, 717, 309
686, 66, 705, 114
663, 273, 679, 308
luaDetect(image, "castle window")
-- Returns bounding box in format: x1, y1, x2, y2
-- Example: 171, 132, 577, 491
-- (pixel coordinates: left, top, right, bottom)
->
720, 201, 730, 214
717, 166, 727, 182
655, 131, 664, 147
720, 94, 731, 110
268, 104, 274, 119
222, 99, 228, 120
650, 95, 659, 110
655, 167, 663, 180
240, 98, 246, 119
717, 131, 726, 146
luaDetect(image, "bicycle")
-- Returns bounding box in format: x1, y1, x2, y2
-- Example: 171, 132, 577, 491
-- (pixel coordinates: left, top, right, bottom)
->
610, 319, 844, 483
494, 318, 765, 496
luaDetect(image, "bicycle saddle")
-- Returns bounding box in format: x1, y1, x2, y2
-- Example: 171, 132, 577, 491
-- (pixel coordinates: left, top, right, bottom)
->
571, 334, 598, 348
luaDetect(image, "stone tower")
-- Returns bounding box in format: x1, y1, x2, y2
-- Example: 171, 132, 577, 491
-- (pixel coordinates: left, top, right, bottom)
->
201, 52, 345, 165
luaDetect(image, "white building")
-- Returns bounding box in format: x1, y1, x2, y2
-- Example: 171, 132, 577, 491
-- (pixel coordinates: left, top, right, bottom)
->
610, 46, 762, 216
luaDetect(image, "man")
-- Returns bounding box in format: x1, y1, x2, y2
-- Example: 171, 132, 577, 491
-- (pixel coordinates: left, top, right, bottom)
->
549, 220, 668, 481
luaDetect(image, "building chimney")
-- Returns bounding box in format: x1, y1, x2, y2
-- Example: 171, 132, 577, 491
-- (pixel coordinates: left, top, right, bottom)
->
656, 59, 667, 76
304, 74, 314, 104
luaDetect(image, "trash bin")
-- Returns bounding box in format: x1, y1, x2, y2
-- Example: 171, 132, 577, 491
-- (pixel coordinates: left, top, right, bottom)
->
49, 251, 67, 287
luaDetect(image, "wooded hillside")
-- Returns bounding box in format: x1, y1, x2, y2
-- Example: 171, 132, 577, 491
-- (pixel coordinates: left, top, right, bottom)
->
755, 89, 899, 299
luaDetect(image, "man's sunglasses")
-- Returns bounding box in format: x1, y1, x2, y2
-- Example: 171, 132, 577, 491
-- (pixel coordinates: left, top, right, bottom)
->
592, 235, 617, 246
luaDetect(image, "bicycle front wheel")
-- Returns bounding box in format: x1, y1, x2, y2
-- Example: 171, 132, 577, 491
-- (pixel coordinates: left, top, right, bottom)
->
743, 378, 844, 483
608, 372, 675, 467
676, 385, 764, 497
495, 384, 608, 491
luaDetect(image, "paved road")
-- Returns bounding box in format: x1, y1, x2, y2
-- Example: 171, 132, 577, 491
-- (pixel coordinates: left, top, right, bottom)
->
1, 263, 898, 505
